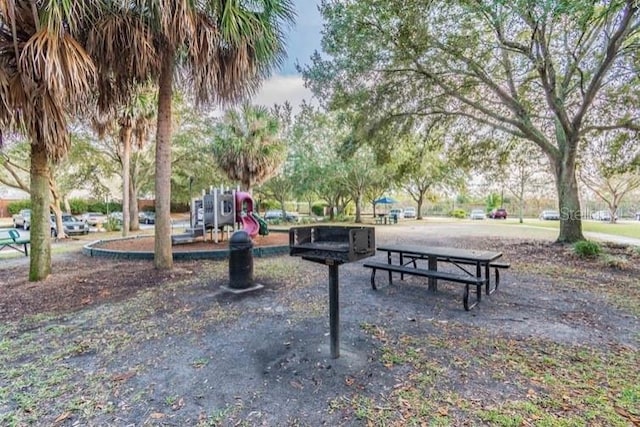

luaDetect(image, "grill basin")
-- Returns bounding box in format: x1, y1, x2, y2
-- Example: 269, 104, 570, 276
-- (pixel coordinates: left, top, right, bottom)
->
289, 226, 375, 264
289, 226, 375, 359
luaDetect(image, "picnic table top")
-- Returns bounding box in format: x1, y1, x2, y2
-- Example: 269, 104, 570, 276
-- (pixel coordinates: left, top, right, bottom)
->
376, 244, 502, 263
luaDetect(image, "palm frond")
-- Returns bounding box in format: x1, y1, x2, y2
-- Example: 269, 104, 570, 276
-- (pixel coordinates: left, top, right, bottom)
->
87, 11, 161, 112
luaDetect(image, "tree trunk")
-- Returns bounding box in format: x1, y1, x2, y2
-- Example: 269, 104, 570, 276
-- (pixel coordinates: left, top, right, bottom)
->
555, 159, 585, 243
354, 194, 362, 223
129, 178, 140, 231
154, 50, 175, 270
29, 143, 51, 281
121, 124, 132, 237
416, 194, 424, 220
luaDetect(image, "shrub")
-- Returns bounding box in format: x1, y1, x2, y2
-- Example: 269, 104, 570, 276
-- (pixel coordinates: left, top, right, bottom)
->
104, 217, 122, 232
573, 240, 601, 258
7, 200, 31, 215
449, 208, 467, 219
68, 198, 88, 215
311, 203, 326, 217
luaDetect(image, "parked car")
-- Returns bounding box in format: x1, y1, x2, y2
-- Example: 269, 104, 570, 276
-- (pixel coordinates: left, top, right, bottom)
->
138, 211, 156, 224
81, 212, 106, 226
470, 209, 486, 220
591, 210, 615, 221
12, 209, 31, 229
108, 211, 124, 222
51, 214, 90, 237
403, 207, 417, 219
264, 210, 299, 222
489, 208, 508, 219
389, 208, 404, 219
539, 210, 560, 220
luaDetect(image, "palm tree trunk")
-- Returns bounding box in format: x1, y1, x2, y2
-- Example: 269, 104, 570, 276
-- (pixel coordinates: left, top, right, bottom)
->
129, 176, 140, 231
29, 142, 52, 281
121, 125, 132, 237
154, 50, 175, 269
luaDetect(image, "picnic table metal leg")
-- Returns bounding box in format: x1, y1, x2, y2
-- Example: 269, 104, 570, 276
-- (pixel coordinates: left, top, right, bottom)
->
427, 256, 437, 291
328, 263, 340, 359
484, 262, 492, 294
475, 262, 482, 302
387, 252, 393, 285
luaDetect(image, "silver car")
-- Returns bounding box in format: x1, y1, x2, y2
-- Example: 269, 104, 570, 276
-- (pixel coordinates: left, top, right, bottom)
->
51, 214, 90, 237
470, 209, 486, 220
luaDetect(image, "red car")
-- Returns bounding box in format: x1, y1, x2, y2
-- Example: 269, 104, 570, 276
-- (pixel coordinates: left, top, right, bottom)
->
490, 208, 508, 219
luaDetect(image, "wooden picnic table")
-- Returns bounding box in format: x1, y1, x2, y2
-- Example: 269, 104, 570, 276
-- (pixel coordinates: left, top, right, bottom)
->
364, 244, 506, 310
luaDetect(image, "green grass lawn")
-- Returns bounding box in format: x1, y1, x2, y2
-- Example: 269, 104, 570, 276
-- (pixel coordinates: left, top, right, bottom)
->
512, 219, 640, 239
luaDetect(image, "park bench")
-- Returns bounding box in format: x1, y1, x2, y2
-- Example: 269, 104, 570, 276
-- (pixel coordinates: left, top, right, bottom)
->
0, 228, 30, 256
363, 261, 485, 310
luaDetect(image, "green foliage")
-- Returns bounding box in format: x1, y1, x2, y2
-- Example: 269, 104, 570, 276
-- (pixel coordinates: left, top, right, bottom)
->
333, 213, 354, 222
170, 202, 189, 213
211, 103, 286, 191
311, 203, 327, 216
572, 240, 601, 258
449, 209, 466, 219
7, 201, 31, 215
103, 217, 122, 232
86, 201, 106, 214
485, 193, 502, 211
68, 199, 88, 215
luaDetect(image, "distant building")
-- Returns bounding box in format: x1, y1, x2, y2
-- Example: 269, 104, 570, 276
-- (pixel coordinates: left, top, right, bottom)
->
0, 186, 29, 218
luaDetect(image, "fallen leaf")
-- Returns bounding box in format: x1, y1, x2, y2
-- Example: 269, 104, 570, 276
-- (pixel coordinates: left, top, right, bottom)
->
54, 411, 72, 423
111, 370, 136, 382
172, 397, 185, 411
150, 412, 165, 419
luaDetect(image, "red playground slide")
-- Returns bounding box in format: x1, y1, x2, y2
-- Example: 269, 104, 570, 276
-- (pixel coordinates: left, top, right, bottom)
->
235, 191, 259, 238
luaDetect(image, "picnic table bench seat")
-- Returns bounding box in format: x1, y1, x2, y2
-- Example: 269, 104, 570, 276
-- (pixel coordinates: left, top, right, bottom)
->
363, 261, 484, 310
400, 254, 510, 292
0, 228, 30, 256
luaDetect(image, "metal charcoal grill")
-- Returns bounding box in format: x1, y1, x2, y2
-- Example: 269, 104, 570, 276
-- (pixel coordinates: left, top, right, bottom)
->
289, 226, 375, 358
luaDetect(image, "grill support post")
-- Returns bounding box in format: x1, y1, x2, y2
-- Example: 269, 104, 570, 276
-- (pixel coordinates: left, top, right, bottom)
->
328, 263, 339, 359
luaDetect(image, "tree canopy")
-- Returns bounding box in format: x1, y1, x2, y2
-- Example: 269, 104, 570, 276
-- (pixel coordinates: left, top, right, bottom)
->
303, 0, 640, 242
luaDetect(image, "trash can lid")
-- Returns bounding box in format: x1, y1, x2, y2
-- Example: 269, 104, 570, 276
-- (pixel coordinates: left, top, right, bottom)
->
229, 230, 252, 244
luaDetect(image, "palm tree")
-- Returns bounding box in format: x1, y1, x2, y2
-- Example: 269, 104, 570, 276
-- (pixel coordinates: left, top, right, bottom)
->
86, 1, 295, 270
213, 103, 287, 193
93, 87, 156, 236
0, 1, 99, 281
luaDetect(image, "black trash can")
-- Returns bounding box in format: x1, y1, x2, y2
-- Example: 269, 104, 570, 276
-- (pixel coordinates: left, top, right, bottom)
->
228, 230, 254, 289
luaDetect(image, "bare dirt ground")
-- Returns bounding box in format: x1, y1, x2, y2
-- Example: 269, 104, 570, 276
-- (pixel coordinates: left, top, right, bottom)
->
1, 223, 639, 426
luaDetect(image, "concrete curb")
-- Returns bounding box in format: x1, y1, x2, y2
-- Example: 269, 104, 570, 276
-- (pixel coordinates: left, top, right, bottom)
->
82, 235, 289, 261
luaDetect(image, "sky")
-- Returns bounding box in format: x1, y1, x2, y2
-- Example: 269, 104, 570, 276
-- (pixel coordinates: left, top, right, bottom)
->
251, 0, 323, 111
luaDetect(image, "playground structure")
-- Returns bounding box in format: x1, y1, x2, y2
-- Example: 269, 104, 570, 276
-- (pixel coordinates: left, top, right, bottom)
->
171, 186, 268, 245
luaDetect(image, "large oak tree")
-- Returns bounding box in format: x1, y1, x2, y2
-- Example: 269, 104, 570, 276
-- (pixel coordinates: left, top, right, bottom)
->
303, 0, 640, 242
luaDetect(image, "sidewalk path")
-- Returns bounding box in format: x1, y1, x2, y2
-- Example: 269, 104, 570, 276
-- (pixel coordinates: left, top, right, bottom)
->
585, 231, 640, 247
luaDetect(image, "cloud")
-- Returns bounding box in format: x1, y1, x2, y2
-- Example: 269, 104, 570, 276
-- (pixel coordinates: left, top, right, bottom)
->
250, 75, 317, 113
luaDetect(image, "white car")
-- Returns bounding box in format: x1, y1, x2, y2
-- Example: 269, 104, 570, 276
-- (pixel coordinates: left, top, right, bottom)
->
539, 210, 560, 220
591, 210, 615, 221
403, 207, 416, 218
81, 212, 106, 226
389, 208, 404, 219
470, 209, 486, 220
